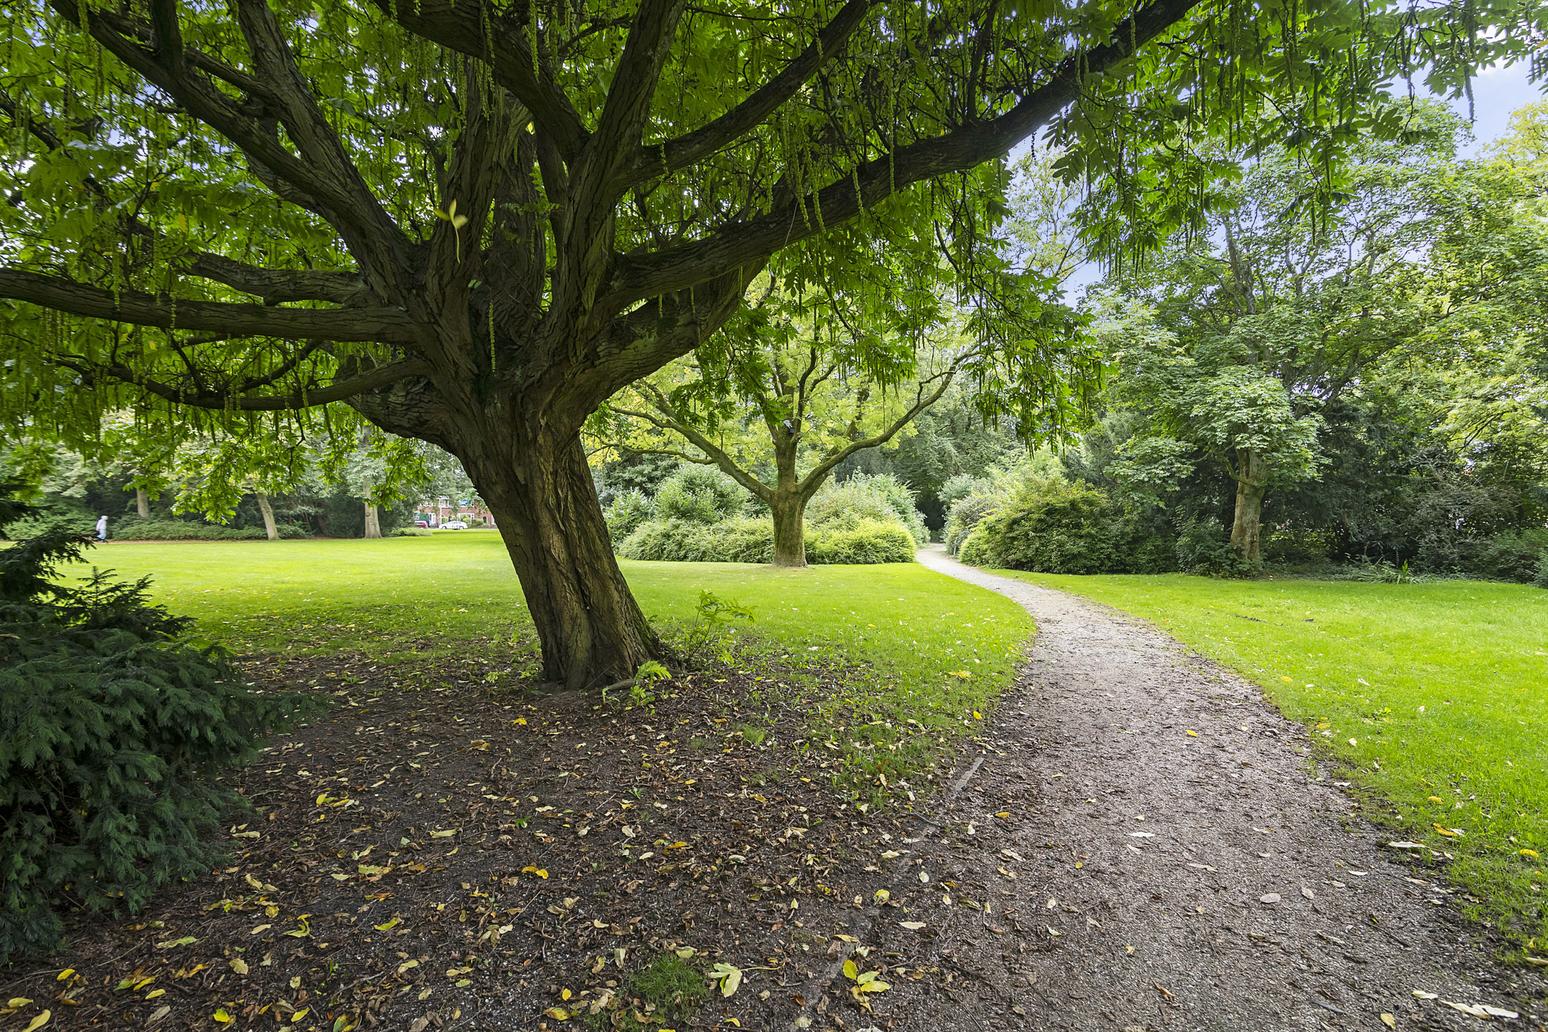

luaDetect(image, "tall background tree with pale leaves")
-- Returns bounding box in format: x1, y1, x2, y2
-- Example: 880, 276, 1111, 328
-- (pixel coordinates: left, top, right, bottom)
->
0, 0, 1542, 686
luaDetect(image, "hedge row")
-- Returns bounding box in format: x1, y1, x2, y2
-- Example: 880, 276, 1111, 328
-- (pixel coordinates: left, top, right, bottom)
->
617, 516, 915, 564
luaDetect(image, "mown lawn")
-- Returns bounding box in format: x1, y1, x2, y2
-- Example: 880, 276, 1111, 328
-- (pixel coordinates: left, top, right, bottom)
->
71, 532, 1033, 787
1013, 571, 1548, 954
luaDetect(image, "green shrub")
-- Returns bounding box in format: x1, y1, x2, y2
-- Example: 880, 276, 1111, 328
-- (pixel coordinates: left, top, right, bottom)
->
1174, 520, 1259, 577
652, 467, 746, 525
939, 473, 991, 509
807, 474, 928, 544
113, 517, 306, 541
806, 519, 915, 563
1466, 529, 1548, 583
604, 489, 654, 541
389, 526, 432, 537
944, 493, 998, 555
619, 515, 911, 564
958, 479, 1122, 574
0, 488, 295, 962
956, 527, 991, 567
1534, 552, 1548, 589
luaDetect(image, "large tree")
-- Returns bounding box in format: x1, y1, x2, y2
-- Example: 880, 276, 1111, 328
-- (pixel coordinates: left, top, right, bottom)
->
0, 0, 1538, 686
1099, 109, 1474, 559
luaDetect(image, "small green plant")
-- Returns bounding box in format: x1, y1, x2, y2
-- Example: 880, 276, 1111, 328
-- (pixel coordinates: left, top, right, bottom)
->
603, 659, 672, 709
682, 590, 754, 662
1533, 552, 1548, 589
593, 951, 709, 1031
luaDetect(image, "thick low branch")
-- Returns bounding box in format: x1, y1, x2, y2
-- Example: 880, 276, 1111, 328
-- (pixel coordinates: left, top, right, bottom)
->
603, 0, 1201, 310
186, 253, 368, 304
0, 268, 420, 344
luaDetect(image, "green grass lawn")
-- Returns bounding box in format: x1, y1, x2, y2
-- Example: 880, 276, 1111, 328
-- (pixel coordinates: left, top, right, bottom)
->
70, 532, 1033, 790
1012, 571, 1548, 954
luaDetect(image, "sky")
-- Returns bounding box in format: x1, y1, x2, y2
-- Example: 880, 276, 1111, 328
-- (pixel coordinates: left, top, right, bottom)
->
1451, 60, 1543, 153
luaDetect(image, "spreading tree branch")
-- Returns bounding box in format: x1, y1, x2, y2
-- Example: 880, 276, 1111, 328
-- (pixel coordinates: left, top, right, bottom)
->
601, 0, 1203, 311
629, 0, 875, 182
0, 269, 420, 344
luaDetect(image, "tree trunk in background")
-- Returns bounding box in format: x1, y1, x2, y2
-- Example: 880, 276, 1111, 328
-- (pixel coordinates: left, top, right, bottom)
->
770, 491, 807, 567
1229, 449, 1266, 561
363, 502, 382, 538
256, 492, 279, 540
464, 431, 663, 690
134, 486, 150, 519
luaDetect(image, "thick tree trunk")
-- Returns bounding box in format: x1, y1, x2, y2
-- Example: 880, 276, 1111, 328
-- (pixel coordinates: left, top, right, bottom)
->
770, 491, 807, 567
1229, 449, 1266, 562
363, 501, 382, 538
134, 486, 151, 519
256, 491, 279, 541
463, 432, 662, 690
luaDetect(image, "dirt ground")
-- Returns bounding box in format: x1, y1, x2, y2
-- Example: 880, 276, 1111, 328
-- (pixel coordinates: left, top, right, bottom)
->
2, 554, 1544, 1031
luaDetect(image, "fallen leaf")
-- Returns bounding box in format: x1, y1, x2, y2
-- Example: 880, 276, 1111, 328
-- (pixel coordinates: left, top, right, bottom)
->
1380, 1014, 1396, 1029
21, 1012, 50, 1032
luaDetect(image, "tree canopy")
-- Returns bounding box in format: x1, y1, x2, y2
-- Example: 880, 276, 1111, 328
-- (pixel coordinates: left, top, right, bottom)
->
1, 0, 1543, 685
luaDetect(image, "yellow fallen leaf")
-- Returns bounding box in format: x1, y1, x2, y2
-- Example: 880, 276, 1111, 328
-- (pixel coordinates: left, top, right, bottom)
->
543, 1006, 571, 1020
1380, 1014, 1396, 1029
521, 865, 549, 879
228, 958, 248, 975
1521, 849, 1540, 860
213, 1008, 235, 1025
1426, 796, 1443, 804
994, 811, 1011, 820
1433, 824, 1458, 838
55, 970, 74, 982
842, 959, 858, 980
1185, 729, 1199, 737
374, 916, 402, 931
7, 998, 33, 1009
21, 1011, 50, 1032
430, 829, 457, 838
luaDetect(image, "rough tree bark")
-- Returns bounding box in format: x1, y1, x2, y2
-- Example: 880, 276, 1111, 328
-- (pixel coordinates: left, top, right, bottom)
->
363, 501, 382, 539
770, 491, 808, 567
461, 431, 660, 690
134, 486, 151, 518
1229, 448, 1266, 561
256, 491, 279, 540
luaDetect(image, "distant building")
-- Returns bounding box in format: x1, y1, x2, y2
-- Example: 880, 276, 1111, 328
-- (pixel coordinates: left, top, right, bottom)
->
415, 496, 496, 527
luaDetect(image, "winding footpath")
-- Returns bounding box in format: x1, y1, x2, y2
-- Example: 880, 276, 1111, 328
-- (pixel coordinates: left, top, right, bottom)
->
869, 547, 1546, 1031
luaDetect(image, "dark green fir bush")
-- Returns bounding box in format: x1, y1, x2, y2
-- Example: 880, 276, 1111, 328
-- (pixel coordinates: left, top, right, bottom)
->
0, 484, 295, 963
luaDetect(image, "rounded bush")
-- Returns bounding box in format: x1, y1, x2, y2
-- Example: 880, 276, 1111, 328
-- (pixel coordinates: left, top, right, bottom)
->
958, 479, 1121, 574
604, 489, 654, 541
652, 467, 746, 525
943, 493, 998, 555
619, 515, 910, 564
806, 474, 928, 544
806, 519, 915, 564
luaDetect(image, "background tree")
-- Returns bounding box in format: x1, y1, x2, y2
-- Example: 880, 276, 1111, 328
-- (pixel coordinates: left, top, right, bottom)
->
1098, 112, 1463, 559
603, 296, 996, 566
1, 0, 1537, 685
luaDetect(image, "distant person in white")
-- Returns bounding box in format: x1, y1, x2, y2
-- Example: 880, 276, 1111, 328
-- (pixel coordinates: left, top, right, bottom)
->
96, 514, 108, 542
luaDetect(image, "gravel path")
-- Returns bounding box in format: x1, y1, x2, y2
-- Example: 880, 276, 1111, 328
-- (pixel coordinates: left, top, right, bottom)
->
864, 548, 1546, 1032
